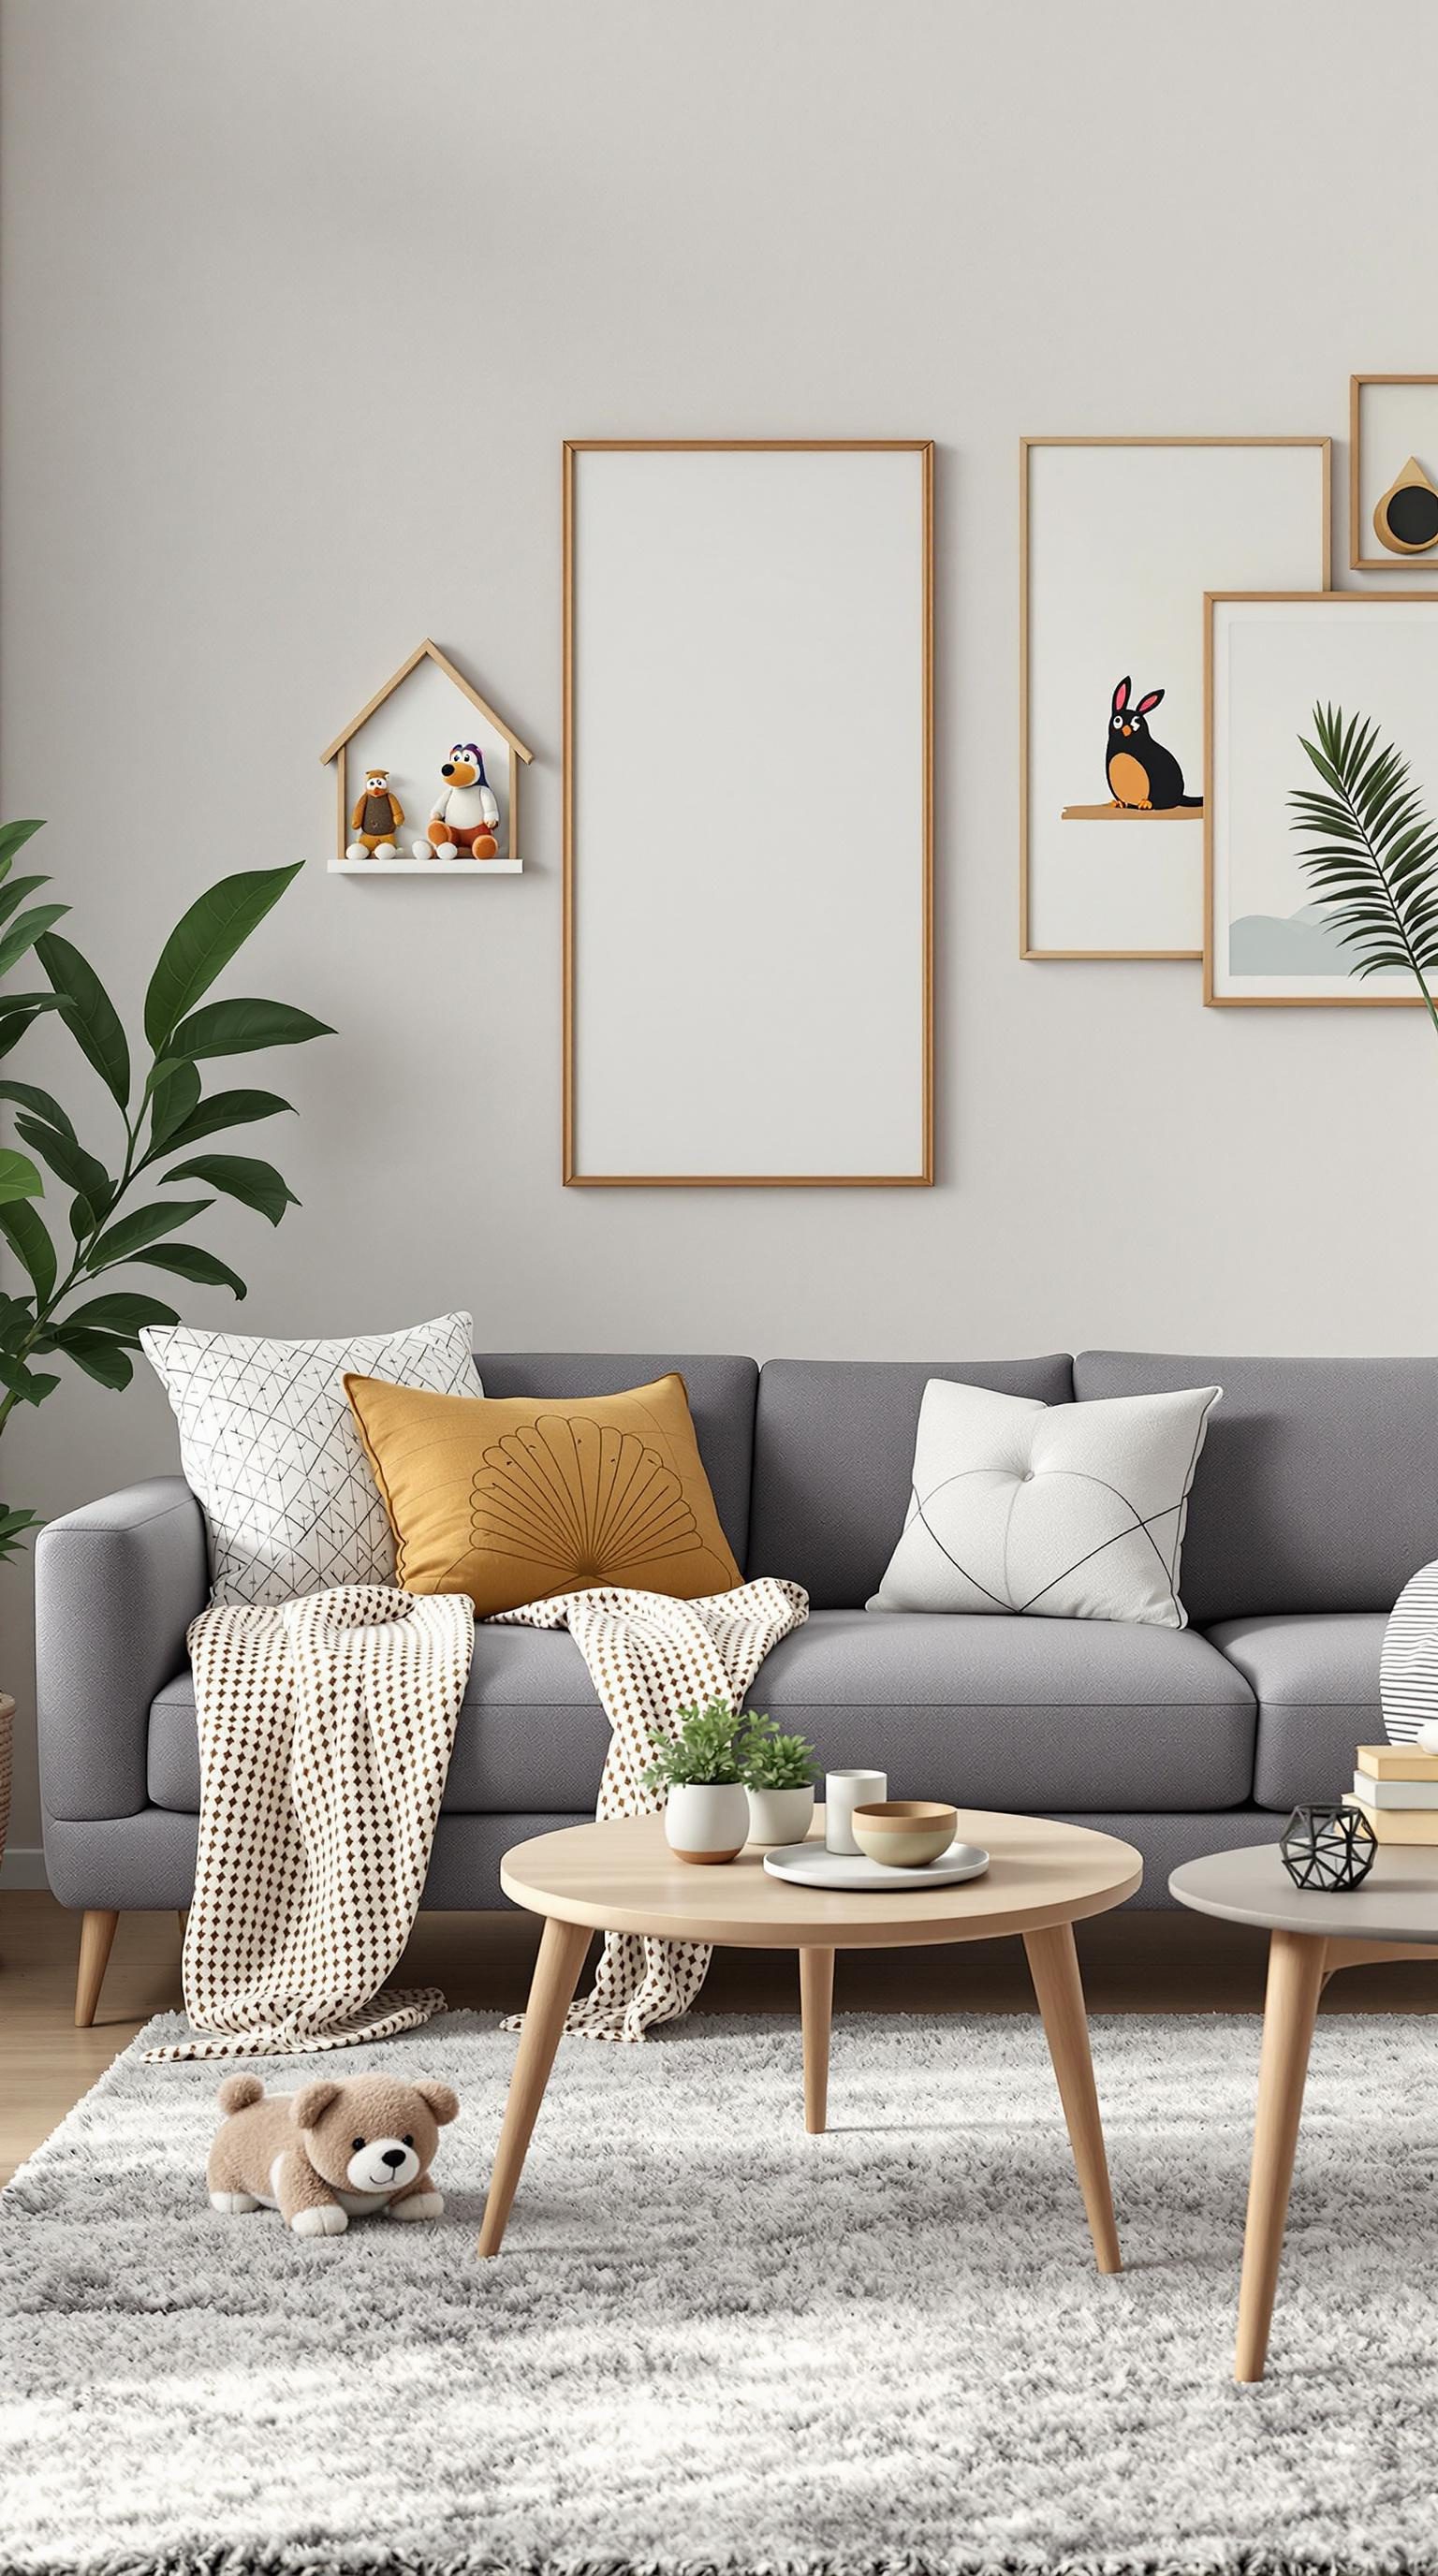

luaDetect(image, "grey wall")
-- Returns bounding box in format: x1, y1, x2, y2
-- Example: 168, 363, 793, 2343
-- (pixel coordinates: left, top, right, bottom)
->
4, 0, 1438, 1864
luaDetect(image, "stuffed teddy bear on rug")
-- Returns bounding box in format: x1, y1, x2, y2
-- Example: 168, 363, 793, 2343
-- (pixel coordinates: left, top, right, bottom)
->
207, 2071, 459, 2237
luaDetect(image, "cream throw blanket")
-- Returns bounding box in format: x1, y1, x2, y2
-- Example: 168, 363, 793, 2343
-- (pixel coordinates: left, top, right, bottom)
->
497, 1576, 808, 2042
147, 1573, 806, 2062
147, 1585, 475, 2061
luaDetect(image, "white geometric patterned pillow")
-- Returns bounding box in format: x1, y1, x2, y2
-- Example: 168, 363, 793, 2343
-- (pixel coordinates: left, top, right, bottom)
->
867, 1376, 1221, 1630
140, 1311, 481, 1605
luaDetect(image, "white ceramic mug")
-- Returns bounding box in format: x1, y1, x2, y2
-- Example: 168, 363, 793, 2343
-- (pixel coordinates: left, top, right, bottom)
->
826, 1768, 888, 1855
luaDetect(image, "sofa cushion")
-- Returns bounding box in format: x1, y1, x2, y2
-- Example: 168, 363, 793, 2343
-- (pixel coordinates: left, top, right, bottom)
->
150, 1625, 616, 1817
345, 1369, 741, 1616
1075, 1352, 1438, 1624
475, 1354, 756, 1568
867, 1377, 1219, 1629
140, 1310, 481, 1605
148, 1606, 1255, 1818
754, 1612, 1255, 1809
1207, 1612, 1386, 1812
747, 1356, 1075, 1607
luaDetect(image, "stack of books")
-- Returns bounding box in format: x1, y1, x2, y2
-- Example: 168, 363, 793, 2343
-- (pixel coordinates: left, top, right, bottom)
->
1345, 1743, 1438, 1842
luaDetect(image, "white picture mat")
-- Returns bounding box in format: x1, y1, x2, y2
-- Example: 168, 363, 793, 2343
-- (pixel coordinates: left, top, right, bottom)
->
1025, 443, 1328, 957
567, 446, 929, 1180
1355, 382, 1438, 565
345, 656, 513, 861
1210, 596, 1438, 1001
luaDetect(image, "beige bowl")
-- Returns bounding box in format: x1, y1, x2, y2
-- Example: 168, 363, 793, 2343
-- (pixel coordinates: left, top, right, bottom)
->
851, 1799, 957, 1868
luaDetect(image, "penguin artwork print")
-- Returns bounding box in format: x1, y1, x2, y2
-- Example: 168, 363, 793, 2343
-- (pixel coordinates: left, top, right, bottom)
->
1102, 677, 1203, 814
413, 742, 502, 860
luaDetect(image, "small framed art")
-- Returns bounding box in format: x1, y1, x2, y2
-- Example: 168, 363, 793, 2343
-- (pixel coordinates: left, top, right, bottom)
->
1350, 376, 1438, 571
1206, 591, 1438, 1005
1020, 437, 1330, 961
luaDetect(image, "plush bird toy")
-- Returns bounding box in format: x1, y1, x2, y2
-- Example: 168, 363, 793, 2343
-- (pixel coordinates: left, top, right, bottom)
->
413, 742, 501, 859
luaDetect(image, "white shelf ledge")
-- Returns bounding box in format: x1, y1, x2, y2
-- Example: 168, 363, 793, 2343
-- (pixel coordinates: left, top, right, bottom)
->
329, 857, 523, 875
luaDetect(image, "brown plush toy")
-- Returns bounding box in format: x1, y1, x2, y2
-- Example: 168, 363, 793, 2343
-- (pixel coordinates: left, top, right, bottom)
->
345, 768, 405, 860
207, 2071, 459, 2238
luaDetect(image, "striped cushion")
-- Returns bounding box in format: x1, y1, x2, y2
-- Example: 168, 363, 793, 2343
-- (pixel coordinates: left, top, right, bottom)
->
1381, 1559, 1438, 1744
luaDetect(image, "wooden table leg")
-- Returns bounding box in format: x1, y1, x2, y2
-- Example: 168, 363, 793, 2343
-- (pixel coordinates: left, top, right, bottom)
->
1235, 1927, 1328, 2384
799, 1945, 834, 2134
477, 1915, 592, 2258
1023, 1921, 1122, 2275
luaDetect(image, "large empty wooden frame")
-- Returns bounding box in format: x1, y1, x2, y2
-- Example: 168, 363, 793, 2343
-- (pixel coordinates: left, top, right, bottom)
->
563, 440, 933, 1186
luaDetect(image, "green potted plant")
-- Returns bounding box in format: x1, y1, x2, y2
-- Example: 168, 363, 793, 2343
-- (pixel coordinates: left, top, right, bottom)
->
643, 1698, 749, 1865
0, 824, 330, 1871
739, 1712, 819, 1849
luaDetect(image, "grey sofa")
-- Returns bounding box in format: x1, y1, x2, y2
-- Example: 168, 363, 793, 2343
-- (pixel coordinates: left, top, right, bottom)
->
37, 1348, 1437, 2022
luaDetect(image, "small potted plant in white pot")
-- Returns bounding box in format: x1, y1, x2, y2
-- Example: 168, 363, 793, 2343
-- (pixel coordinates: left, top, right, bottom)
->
740, 1713, 819, 1848
643, 1699, 749, 1865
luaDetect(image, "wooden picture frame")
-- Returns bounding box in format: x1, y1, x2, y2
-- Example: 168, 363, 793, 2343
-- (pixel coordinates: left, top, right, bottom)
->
1205, 590, 1438, 1006
1020, 436, 1331, 963
563, 439, 933, 1188
1349, 375, 1438, 572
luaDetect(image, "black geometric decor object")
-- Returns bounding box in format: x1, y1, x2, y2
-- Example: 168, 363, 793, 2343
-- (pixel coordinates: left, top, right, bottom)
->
1280, 1802, 1376, 1893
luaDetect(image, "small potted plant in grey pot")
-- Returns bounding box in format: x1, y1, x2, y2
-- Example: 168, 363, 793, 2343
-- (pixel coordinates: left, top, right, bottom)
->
740, 1713, 819, 1848
643, 1699, 749, 1865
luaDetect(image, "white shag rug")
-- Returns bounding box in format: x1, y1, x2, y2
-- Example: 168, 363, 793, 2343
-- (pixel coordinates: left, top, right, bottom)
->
4, 2008, 1438, 2576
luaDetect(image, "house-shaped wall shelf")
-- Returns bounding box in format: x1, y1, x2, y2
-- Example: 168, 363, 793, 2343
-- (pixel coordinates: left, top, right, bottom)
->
321, 639, 535, 875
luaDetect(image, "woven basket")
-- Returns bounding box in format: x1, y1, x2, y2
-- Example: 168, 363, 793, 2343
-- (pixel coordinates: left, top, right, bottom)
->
0, 1692, 12, 1876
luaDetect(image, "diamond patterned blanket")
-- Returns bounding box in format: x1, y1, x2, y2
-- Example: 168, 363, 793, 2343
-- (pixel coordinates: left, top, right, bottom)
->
496, 1576, 809, 2042
144, 1574, 806, 2063
146, 1585, 475, 2061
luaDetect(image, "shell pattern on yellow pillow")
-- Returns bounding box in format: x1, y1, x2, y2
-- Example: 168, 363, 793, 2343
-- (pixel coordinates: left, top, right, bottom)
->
343, 1370, 740, 1617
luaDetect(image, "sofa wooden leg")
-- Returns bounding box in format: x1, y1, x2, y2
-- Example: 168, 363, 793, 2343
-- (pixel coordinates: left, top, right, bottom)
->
75, 1909, 119, 2027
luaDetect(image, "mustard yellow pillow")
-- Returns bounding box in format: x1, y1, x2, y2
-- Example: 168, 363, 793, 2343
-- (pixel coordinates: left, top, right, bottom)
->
343, 1369, 741, 1617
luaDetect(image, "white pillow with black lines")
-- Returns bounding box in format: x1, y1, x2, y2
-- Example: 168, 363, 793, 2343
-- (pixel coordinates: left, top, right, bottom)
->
867, 1376, 1221, 1630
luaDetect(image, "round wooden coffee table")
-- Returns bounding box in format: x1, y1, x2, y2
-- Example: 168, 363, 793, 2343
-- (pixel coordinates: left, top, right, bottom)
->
1172, 1841, 1438, 2383
477, 1808, 1142, 2265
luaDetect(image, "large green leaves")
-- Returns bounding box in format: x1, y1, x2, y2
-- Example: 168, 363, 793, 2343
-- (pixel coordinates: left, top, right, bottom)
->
13, 1115, 110, 1213
37, 930, 130, 1107
143, 864, 302, 1053
1292, 706, 1438, 1021
0, 837, 327, 1454
0, 820, 45, 876
85, 1197, 212, 1269
0, 1357, 58, 1404
0, 901, 68, 981
0, 1081, 75, 1137
147, 1089, 293, 1159
0, 1014, 51, 1064
52, 1330, 132, 1390
58, 1291, 179, 1340
0, 876, 51, 937
0, 1200, 56, 1303
160, 1153, 298, 1224
0, 1293, 32, 1351
148, 1061, 201, 1149
0, 1503, 42, 1566
131, 1242, 245, 1299
0, 995, 62, 1078
0, 1147, 43, 1208
169, 997, 332, 1060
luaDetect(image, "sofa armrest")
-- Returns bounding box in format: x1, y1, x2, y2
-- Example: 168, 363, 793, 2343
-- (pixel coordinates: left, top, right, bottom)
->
36, 1476, 208, 1823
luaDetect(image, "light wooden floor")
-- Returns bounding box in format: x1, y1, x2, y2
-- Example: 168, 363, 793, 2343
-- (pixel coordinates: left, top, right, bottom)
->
7, 1889, 1438, 2187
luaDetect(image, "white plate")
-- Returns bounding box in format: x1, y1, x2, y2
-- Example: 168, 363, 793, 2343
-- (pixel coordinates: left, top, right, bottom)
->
762, 1839, 990, 1893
